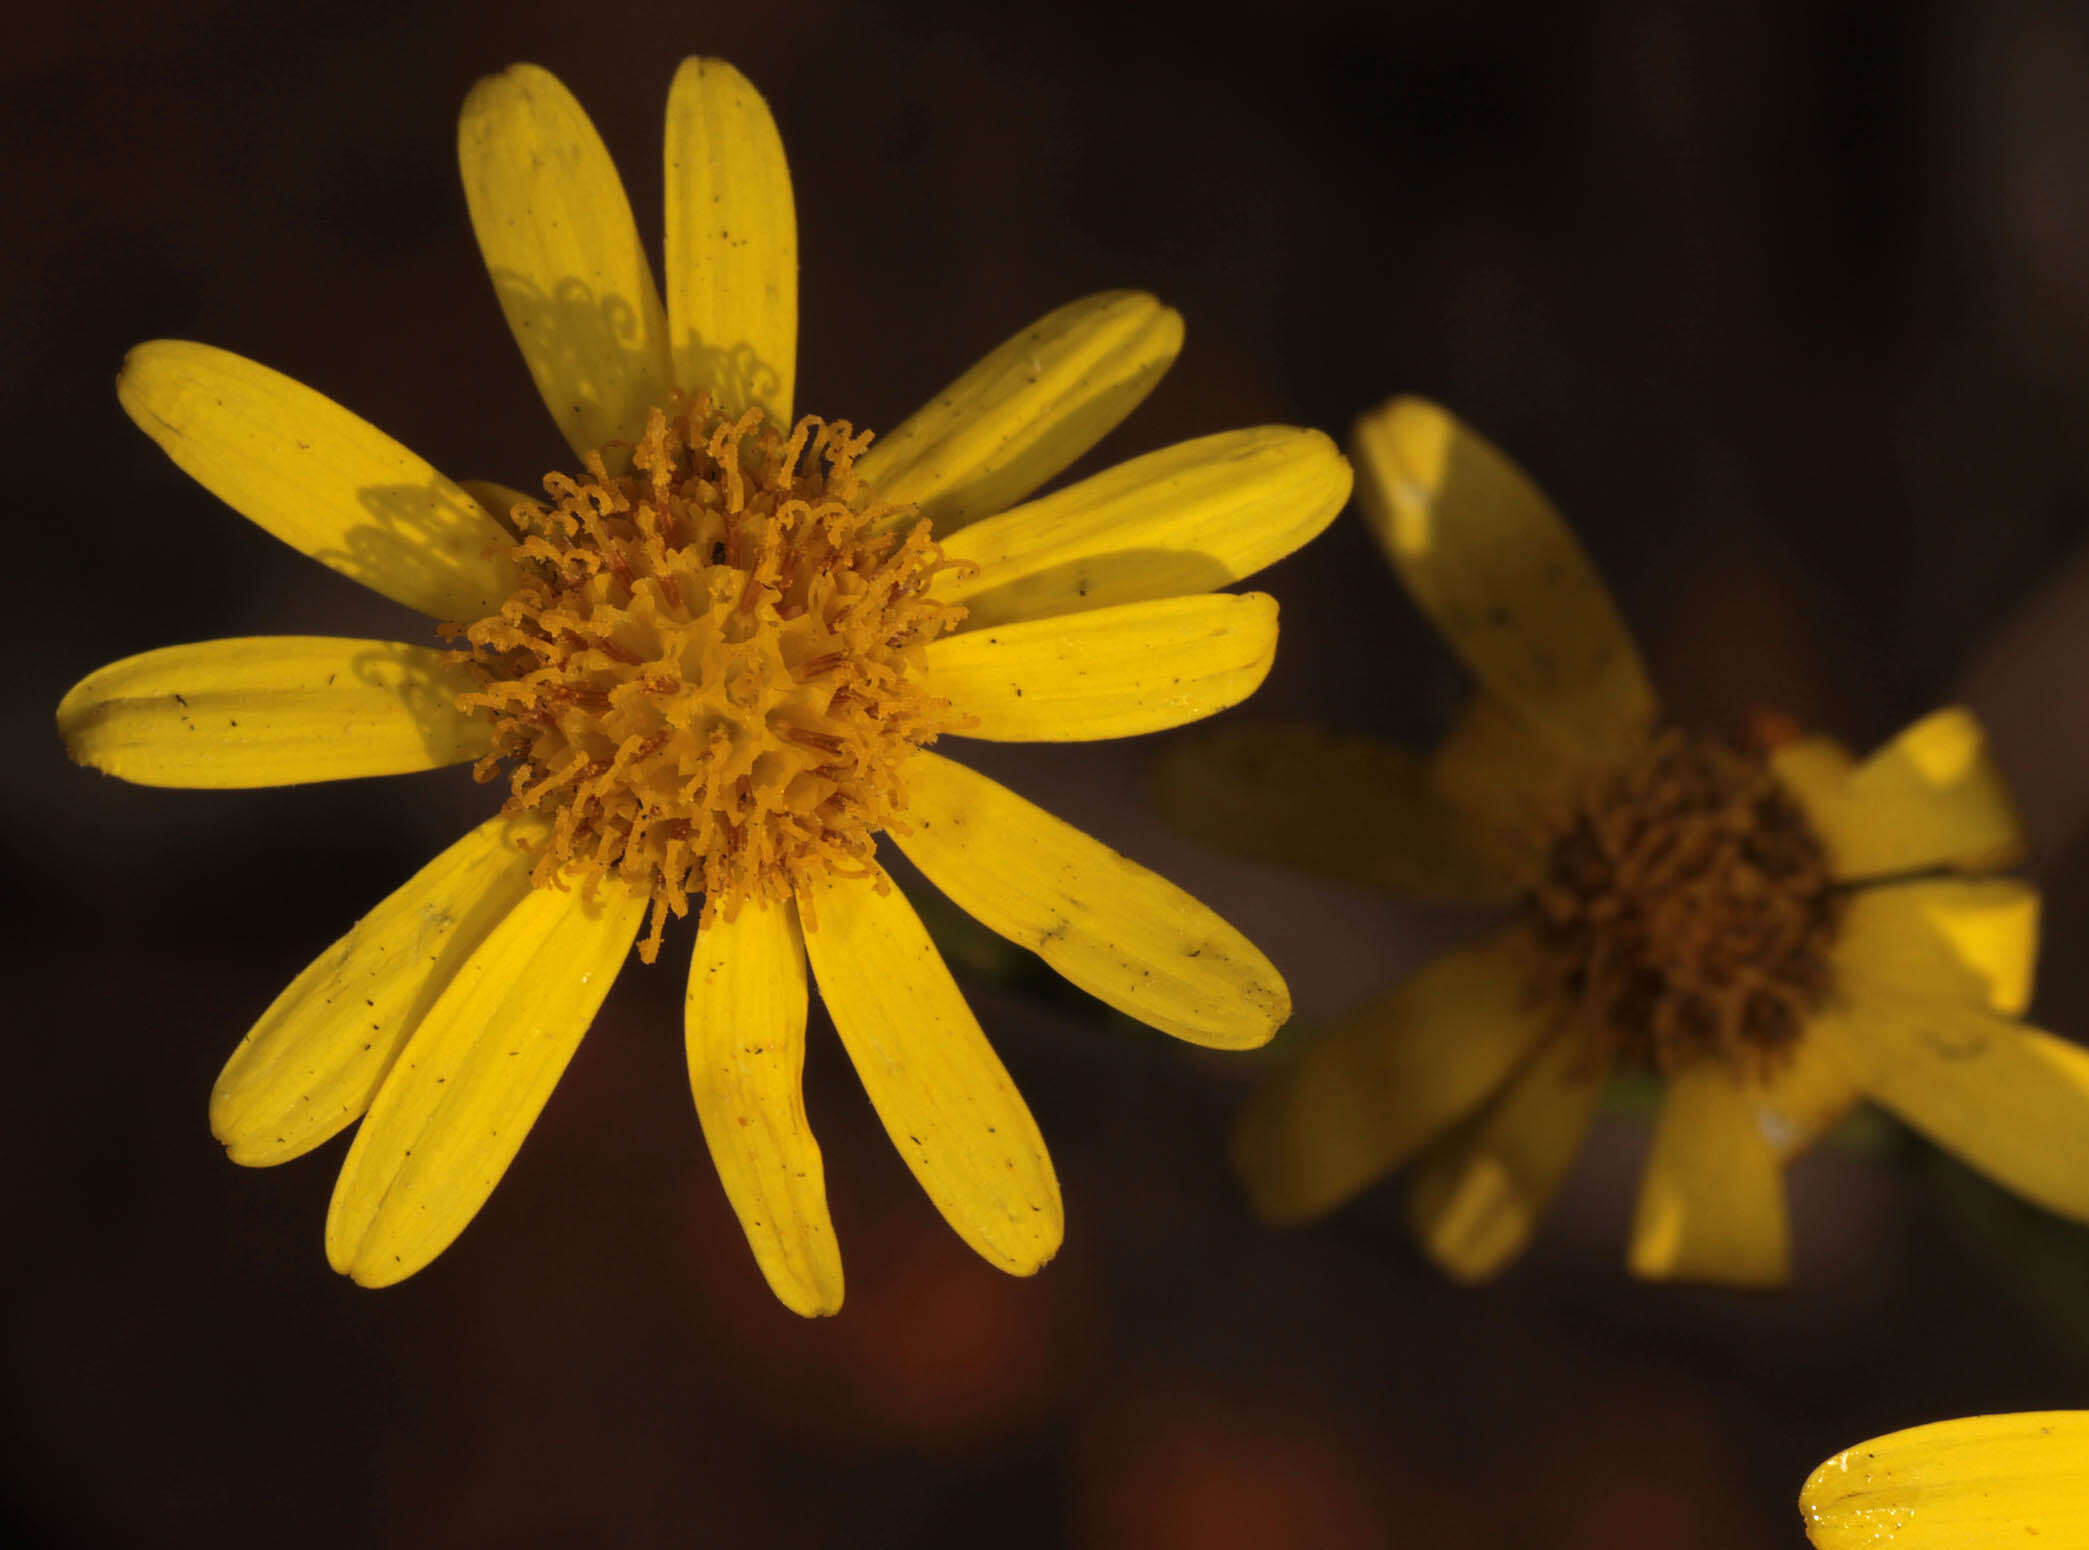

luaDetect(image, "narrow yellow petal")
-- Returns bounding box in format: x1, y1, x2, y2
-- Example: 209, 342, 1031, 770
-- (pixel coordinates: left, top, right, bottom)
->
57, 638, 491, 788
1837, 878, 2041, 1016
459, 63, 673, 463
1754, 1022, 1867, 1162
663, 57, 796, 421
686, 899, 842, 1317
1627, 1064, 1792, 1287
921, 592, 1276, 742
1407, 1032, 1606, 1281
325, 880, 645, 1285
117, 341, 517, 620
1788, 709, 2027, 881
890, 750, 1288, 1048
857, 291, 1184, 536
932, 427, 1351, 632
799, 868, 1062, 1275
212, 814, 542, 1165
1350, 397, 1657, 765
1151, 721, 1516, 900
1818, 996, 2089, 1223
1231, 929, 1553, 1225
1801, 1412, 2089, 1550
1767, 733, 1856, 813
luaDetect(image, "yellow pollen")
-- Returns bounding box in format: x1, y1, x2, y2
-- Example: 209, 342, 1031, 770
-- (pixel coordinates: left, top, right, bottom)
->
453, 395, 972, 962
1526, 728, 1841, 1077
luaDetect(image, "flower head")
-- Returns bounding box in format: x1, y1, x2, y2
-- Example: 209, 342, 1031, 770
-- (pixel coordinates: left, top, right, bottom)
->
1165, 395, 2089, 1285
57, 59, 1349, 1312
1800, 1412, 2089, 1548
454, 394, 970, 961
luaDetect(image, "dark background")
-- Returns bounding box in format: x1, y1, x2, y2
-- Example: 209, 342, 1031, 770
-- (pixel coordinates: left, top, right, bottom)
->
10, 0, 2089, 1544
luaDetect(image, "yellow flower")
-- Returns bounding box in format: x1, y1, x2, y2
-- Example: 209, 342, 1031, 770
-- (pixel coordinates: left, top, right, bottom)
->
56, 59, 1349, 1314
1800, 1412, 2089, 1547
1164, 395, 2089, 1286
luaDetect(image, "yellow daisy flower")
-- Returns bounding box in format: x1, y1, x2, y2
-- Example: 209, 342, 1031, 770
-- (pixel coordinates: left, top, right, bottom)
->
56, 59, 1349, 1314
1800, 1412, 2089, 1548
1165, 395, 2089, 1286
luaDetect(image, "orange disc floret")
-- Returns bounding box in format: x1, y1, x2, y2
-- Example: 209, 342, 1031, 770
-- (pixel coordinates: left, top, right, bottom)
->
454, 395, 972, 961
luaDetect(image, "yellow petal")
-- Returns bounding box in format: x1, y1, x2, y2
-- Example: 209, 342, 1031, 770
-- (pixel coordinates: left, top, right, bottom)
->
798, 867, 1062, 1275
685, 898, 842, 1317
1151, 721, 1516, 900
921, 592, 1276, 742
1767, 733, 1856, 813
57, 637, 492, 788
1816, 996, 2089, 1223
1837, 878, 2041, 1016
458, 63, 673, 464
325, 879, 645, 1285
1350, 397, 1657, 764
1788, 709, 2027, 881
857, 291, 1183, 536
932, 426, 1351, 632
663, 57, 796, 421
1627, 1063, 1792, 1286
117, 341, 517, 620
890, 750, 1288, 1048
212, 814, 542, 1165
1231, 929, 1553, 1225
1801, 1412, 2089, 1550
1754, 1023, 1867, 1162
1407, 1031, 1606, 1282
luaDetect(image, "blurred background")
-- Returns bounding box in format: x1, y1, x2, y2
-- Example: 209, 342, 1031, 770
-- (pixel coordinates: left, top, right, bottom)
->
9, 0, 2089, 1543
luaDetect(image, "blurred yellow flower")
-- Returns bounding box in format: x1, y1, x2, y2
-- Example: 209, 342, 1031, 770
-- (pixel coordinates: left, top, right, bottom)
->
1165, 395, 2089, 1285
57, 59, 1349, 1313
1801, 1412, 2089, 1548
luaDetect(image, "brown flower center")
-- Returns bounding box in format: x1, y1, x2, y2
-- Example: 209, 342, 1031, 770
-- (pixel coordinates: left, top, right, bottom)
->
1526, 728, 1840, 1076
454, 396, 970, 962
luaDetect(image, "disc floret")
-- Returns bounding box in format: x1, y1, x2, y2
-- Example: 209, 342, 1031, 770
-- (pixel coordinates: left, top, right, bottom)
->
1527, 729, 1840, 1077
455, 396, 970, 960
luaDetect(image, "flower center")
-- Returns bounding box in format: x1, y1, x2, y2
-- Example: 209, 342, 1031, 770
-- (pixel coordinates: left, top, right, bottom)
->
454, 396, 970, 962
1525, 728, 1840, 1076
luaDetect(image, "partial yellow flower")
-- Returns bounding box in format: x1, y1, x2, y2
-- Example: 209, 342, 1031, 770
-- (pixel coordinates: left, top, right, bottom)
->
1800, 1412, 2089, 1548
1166, 395, 2089, 1286
57, 59, 1349, 1314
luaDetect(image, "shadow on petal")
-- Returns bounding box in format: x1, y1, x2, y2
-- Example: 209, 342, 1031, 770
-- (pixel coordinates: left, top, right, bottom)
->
948, 547, 1237, 633
674, 329, 791, 424
345, 639, 491, 769
484, 269, 670, 467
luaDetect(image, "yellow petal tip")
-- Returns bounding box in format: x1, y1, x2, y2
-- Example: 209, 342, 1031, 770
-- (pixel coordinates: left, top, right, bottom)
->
324, 1186, 376, 1280
463, 60, 553, 105
323, 1234, 356, 1279
1201, 979, 1290, 1052
1349, 396, 1471, 552
210, 1090, 302, 1169
1410, 1159, 1527, 1284
346, 1258, 410, 1290
670, 54, 754, 86
999, 1233, 1062, 1279
53, 678, 101, 768
113, 339, 160, 399
987, 1191, 1065, 1279
330, 1218, 425, 1288
1080, 289, 1184, 362
785, 1285, 845, 1319
112, 338, 196, 442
